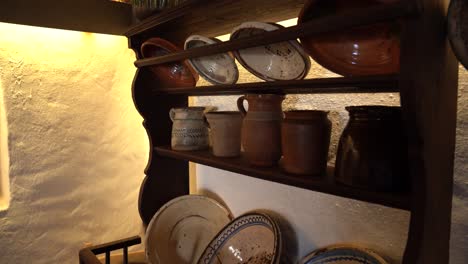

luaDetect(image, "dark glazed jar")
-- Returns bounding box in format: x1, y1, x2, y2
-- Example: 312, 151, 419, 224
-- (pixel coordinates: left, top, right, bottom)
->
281, 110, 331, 176
335, 106, 409, 192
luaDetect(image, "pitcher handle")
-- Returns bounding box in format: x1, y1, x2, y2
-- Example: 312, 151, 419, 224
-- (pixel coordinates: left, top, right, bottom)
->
169, 108, 176, 122
236, 96, 247, 117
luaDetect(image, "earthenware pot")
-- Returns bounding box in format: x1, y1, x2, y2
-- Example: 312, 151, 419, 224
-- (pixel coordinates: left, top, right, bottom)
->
205, 111, 243, 157
281, 110, 331, 175
448, 0, 468, 70
170, 107, 209, 151
141, 38, 198, 88
298, 0, 400, 76
237, 94, 285, 167
335, 106, 409, 192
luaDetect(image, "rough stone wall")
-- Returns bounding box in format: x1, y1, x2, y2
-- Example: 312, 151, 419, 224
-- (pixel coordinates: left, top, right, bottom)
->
0, 23, 147, 264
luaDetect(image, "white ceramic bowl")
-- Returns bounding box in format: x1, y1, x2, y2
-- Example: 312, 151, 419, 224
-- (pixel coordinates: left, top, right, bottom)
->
185, 35, 239, 85
145, 195, 232, 264
230, 21, 311, 81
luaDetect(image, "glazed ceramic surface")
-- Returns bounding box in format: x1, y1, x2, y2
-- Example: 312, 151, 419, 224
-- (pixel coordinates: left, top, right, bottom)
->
300, 245, 388, 264
298, 0, 400, 76
205, 111, 243, 157
197, 213, 281, 264
145, 195, 232, 264
185, 35, 239, 85
237, 94, 285, 167
141, 37, 198, 88
335, 106, 409, 192
281, 110, 331, 176
170, 107, 209, 151
230, 22, 311, 81
448, 0, 468, 70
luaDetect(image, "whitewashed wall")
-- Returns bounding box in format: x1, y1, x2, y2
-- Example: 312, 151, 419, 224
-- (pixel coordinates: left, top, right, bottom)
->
0, 23, 147, 264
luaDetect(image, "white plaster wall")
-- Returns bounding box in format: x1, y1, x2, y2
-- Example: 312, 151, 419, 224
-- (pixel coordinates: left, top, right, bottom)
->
0, 23, 148, 264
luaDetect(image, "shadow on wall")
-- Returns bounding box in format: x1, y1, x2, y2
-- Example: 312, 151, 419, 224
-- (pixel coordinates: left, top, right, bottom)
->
0, 79, 10, 211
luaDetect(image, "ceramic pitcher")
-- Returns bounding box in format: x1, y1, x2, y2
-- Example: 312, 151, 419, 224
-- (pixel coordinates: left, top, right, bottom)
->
237, 94, 285, 167
170, 107, 209, 151
205, 111, 243, 157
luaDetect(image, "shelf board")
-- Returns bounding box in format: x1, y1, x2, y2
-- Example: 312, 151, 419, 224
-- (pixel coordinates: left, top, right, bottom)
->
134, 1, 419, 68
151, 75, 399, 96
155, 146, 411, 210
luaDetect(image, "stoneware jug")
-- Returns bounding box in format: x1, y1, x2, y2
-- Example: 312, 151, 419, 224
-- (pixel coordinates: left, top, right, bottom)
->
281, 110, 332, 175
335, 106, 409, 192
170, 107, 209, 151
237, 94, 285, 167
205, 111, 243, 157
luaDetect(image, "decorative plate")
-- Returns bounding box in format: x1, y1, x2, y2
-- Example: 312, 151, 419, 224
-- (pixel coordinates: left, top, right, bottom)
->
448, 0, 468, 70
141, 37, 199, 88
197, 212, 282, 264
300, 245, 388, 264
145, 195, 232, 264
230, 22, 311, 81
298, 0, 400, 76
185, 35, 239, 85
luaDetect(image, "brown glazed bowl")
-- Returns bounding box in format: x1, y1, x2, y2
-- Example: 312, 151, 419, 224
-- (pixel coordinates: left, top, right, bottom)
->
298, 0, 401, 76
141, 38, 198, 88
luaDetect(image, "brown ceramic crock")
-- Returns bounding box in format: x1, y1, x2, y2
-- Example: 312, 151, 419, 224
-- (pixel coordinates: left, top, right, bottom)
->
205, 111, 243, 157
335, 106, 409, 192
281, 110, 331, 176
237, 94, 285, 167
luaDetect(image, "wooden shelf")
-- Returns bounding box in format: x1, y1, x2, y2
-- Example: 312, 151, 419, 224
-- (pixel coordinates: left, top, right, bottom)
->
133, 1, 419, 67
155, 146, 411, 210
151, 75, 399, 96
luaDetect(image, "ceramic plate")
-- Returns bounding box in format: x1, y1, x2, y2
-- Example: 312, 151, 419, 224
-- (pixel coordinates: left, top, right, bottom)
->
298, 0, 400, 76
185, 35, 239, 85
300, 245, 388, 264
230, 22, 311, 81
145, 195, 232, 264
197, 212, 281, 264
448, 0, 468, 70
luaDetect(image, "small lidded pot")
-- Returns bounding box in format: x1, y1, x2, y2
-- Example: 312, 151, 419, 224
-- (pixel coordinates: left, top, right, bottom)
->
335, 106, 409, 192
170, 107, 209, 151
281, 110, 331, 175
205, 111, 243, 157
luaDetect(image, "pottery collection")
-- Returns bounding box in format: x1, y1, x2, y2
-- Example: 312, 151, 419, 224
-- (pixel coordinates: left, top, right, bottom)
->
170, 107, 209, 151
237, 94, 285, 167
335, 106, 409, 192
281, 110, 331, 176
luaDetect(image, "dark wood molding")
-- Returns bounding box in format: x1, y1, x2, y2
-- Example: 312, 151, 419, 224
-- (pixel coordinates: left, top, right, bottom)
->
150, 75, 399, 96
0, 0, 132, 35
155, 146, 411, 210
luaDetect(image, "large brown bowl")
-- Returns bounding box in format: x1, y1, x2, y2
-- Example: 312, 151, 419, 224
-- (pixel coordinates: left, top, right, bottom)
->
298, 0, 400, 76
141, 38, 198, 88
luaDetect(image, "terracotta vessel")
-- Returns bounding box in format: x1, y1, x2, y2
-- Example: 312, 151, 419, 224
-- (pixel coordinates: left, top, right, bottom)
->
237, 94, 285, 167
297, 0, 400, 76
141, 38, 198, 88
205, 111, 243, 157
335, 106, 409, 192
170, 107, 209, 151
281, 110, 331, 175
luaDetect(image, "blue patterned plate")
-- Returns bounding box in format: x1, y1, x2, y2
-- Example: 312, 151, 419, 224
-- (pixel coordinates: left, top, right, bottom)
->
197, 212, 282, 264
300, 245, 388, 264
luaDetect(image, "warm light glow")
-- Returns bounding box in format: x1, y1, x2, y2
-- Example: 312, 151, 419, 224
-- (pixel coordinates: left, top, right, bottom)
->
0, 79, 10, 211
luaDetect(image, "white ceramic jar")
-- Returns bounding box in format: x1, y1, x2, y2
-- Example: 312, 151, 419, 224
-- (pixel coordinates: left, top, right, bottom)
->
170, 107, 209, 151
